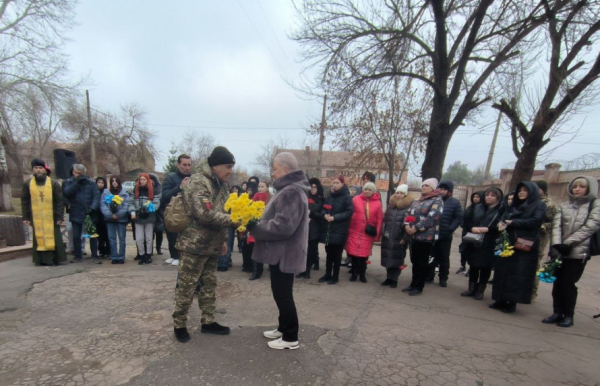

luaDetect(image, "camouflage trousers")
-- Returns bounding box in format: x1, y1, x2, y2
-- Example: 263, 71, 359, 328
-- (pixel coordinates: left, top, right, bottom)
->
172, 252, 218, 328
532, 234, 550, 300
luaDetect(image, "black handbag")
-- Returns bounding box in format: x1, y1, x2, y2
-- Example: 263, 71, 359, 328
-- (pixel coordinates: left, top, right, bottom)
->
462, 208, 499, 247
364, 201, 377, 236
462, 232, 484, 245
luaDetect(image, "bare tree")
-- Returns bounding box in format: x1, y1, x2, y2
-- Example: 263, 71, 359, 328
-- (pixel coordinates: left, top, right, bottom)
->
292, 0, 574, 179
253, 135, 292, 177
62, 101, 158, 176
0, 0, 78, 211
492, 0, 600, 189
333, 77, 429, 203
175, 130, 216, 170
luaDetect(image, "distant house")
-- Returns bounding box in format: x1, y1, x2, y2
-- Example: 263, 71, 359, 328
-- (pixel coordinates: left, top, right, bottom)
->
273, 146, 407, 191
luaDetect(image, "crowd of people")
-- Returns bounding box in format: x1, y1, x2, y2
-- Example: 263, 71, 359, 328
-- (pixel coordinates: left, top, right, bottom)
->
20, 148, 600, 351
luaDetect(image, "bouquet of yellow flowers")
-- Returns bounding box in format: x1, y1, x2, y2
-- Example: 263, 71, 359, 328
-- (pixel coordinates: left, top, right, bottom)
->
494, 231, 515, 257
224, 193, 266, 232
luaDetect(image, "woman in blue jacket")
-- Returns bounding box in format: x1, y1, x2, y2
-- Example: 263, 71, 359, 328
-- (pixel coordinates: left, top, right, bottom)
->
101, 176, 130, 264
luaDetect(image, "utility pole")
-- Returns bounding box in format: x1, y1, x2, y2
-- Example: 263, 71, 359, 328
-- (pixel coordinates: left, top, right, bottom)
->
484, 110, 502, 180
316, 94, 327, 179
86, 90, 97, 177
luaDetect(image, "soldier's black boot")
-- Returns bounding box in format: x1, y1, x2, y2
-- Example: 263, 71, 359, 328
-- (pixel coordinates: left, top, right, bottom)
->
201, 322, 231, 335
174, 327, 191, 343
138, 254, 146, 265
146, 254, 153, 264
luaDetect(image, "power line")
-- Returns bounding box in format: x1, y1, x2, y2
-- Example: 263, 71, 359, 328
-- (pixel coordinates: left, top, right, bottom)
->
255, 0, 292, 64
235, 0, 286, 74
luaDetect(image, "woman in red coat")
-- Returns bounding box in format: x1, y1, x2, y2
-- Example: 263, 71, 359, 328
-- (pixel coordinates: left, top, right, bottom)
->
344, 182, 383, 283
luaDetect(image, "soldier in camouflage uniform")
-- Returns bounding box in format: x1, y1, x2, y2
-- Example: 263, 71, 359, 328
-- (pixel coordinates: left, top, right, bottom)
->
533, 180, 558, 299
172, 146, 236, 343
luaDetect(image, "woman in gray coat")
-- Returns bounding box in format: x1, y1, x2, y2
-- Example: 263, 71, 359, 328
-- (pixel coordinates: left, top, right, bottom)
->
545, 176, 600, 328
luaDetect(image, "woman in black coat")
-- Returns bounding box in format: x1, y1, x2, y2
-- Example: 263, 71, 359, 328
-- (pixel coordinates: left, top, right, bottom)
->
90, 176, 110, 260
457, 191, 484, 274
491, 181, 546, 313
461, 187, 503, 300
297, 178, 324, 279
380, 185, 413, 288
318, 175, 354, 285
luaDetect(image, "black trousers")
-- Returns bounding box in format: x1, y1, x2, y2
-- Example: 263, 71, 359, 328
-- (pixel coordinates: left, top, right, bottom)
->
242, 241, 254, 271
350, 256, 368, 276
166, 231, 180, 260
325, 244, 344, 280
427, 238, 452, 282
552, 258, 587, 318
270, 263, 299, 342
155, 230, 163, 252
469, 267, 492, 285
410, 241, 434, 290
305, 239, 319, 273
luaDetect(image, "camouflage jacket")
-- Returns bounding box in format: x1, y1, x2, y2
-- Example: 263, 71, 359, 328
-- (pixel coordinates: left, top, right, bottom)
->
175, 160, 232, 255
541, 195, 558, 235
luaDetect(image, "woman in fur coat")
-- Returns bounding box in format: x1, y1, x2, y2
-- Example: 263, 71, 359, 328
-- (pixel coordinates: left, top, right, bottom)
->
380, 184, 413, 288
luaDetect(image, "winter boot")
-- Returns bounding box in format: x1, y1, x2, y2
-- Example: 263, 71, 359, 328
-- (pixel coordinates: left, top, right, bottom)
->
174, 327, 191, 343
461, 282, 477, 297
137, 254, 146, 265
474, 284, 486, 300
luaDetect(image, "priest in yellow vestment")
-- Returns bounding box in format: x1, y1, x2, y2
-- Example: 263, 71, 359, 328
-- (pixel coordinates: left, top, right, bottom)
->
21, 159, 67, 266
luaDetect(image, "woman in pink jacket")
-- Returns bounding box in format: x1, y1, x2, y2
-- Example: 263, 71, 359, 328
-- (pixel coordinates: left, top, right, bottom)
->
345, 182, 383, 283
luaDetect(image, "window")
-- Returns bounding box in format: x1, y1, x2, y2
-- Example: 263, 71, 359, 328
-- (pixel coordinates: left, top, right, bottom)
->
325, 169, 336, 177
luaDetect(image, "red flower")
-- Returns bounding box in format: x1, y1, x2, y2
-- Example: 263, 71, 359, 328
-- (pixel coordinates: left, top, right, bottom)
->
308, 198, 315, 204
405, 215, 416, 223
323, 204, 333, 211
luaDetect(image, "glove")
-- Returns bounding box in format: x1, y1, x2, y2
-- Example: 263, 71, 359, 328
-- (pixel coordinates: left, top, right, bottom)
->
246, 219, 259, 231
551, 244, 571, 257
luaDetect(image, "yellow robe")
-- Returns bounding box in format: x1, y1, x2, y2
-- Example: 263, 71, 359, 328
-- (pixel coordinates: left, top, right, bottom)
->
30, 177, 55, 251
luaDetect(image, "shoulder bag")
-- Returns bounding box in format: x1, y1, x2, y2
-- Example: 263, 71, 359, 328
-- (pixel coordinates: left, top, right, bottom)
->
364, 201, 377, 237
462, 209, 499, 247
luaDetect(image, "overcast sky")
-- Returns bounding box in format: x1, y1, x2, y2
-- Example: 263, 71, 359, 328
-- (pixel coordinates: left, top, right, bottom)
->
65, 0, 600, 180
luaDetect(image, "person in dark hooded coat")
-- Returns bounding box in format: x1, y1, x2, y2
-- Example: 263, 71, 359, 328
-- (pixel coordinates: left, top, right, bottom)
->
297, 177, 324, 279
380, 184, 413, 288
457, 191, 483, 274
460, 187, 503, 300
491, 181, 546, 313
318, 175, 354, 285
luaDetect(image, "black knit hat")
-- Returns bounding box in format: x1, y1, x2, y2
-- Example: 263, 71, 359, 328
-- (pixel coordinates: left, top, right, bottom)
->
31, 158, 46, 169
208, 146, 235, 166
535, 180, 548, 195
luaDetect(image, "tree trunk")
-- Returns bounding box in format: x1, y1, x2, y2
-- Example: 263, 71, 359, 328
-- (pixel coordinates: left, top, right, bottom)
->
387, 162, 395, 206
420, 114, 453, 180
0, 139, 14, 212
509, 142, 540, 191
118, 157, 127, 177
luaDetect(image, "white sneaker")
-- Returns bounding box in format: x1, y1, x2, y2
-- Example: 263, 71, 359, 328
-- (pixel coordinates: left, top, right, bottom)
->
171, 259, 179, 266
165, 258, 174, 264
267, 337, 299, 350
263, 329, 283, 339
